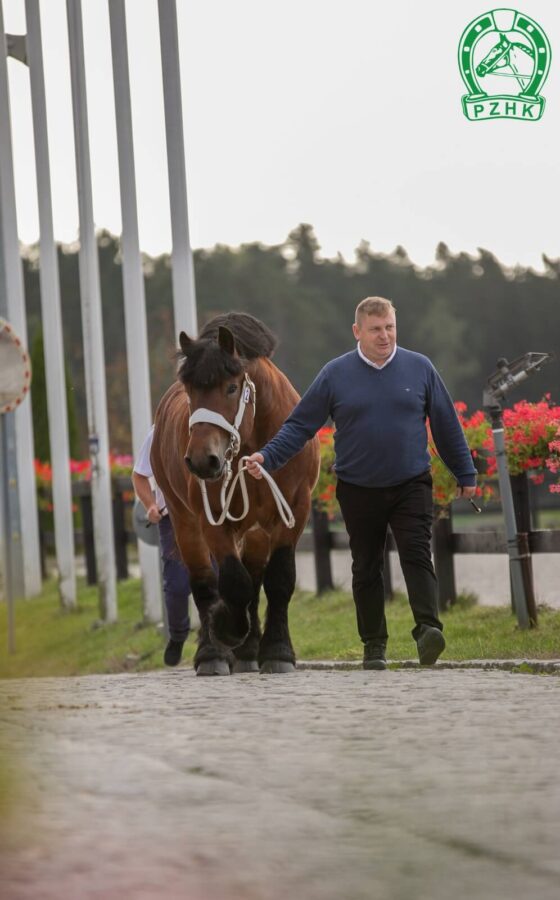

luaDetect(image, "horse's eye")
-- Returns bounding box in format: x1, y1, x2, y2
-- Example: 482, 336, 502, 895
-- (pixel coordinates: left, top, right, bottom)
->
227, 384, 238, 395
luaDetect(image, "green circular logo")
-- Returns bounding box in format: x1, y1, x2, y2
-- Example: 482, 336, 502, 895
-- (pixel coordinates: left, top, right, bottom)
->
458, 8, 551, 120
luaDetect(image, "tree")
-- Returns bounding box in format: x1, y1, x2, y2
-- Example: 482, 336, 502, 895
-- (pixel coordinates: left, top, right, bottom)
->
30, 327, 78, 461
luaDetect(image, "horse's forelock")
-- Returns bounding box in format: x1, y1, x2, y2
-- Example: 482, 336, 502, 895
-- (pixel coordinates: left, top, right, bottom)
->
177, 338, 245, 389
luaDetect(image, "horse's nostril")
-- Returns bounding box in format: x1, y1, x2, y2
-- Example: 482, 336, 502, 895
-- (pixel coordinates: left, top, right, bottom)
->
208, 455, 221, 473
185, 456, 195, 473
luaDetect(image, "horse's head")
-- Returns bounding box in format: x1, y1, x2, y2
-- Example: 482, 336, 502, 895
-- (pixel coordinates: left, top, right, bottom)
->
178, 326, 256, 480
476, 33, 510, 77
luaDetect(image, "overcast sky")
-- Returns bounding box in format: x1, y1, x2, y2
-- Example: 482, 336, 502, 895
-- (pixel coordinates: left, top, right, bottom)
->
4, 0, 560, 269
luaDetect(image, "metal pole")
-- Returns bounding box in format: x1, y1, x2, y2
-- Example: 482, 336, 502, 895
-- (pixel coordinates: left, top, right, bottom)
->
0, 4, 42, 596
108, 0, 162, 623
25, 0, 76, 609
0, 413, 25, 653
66, 0, 117, 622
488, 407, 529, 629
158, 0, 198, 337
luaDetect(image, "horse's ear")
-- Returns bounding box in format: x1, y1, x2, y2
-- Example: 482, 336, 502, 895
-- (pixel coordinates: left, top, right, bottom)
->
218, 326, 236, 356
179, 331, 193, 355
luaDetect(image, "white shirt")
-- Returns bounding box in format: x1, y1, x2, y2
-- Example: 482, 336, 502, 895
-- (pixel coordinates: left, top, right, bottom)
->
133, 425, 167, 513
357, 343, 397, 370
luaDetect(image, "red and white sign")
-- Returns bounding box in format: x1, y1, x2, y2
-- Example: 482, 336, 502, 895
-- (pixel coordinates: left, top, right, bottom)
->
0, 317, 32, 415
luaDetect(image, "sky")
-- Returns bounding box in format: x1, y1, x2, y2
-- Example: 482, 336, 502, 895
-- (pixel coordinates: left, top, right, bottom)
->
3, 0, 560, 269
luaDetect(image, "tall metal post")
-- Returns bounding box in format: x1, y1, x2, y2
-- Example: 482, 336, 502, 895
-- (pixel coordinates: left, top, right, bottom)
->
486, 404, 529, 629
0, 413, 20, 651
158, 0, 198, 337
0, 3, 42, 596
25, 0, 76, 609
66, 0, 117, 622
108, 0, 162, 623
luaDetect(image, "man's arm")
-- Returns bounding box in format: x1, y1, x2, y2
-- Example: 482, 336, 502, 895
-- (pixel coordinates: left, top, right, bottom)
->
426, 365, 477, 498
132, 471, 162, 524
246, 366, 332, 479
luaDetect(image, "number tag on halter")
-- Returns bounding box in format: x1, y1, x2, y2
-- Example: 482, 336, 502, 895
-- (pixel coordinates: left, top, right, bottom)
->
243, 385, 251, 404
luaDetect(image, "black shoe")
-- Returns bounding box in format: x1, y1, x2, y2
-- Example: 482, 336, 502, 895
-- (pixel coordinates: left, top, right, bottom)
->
164, 639, 185, 667
363, 640, 387, 670
416, 626, 445, 666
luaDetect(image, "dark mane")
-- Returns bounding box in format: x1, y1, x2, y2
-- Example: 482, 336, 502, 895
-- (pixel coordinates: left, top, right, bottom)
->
177, 313, 277, 390
199, 313, 277, 359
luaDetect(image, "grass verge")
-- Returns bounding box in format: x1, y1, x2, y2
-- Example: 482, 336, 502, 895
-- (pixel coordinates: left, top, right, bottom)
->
0, 579, 559, 678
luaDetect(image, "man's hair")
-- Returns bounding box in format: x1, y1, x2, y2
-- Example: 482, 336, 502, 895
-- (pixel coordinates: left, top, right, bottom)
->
355, 296, 396, 324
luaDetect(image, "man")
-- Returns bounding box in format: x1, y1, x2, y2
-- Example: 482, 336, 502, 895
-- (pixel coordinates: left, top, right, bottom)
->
246, 296, 476, 669
132, 426, 191, 667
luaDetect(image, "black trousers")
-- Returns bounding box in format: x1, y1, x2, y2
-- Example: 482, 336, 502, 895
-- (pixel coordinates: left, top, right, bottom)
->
336, 471, 443, 644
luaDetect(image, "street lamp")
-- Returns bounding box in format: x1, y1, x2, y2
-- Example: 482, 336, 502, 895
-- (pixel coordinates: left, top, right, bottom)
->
483, 352, 553, 629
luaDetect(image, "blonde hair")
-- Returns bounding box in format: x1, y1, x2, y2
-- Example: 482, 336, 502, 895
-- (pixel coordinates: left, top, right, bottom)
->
355, 296, 395, 324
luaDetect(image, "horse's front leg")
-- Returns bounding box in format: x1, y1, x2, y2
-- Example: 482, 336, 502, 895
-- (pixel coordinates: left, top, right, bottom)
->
208, 530, 253, 653
230, 528, 270, 673
169, 514, 233, 677
259, 542, 297, 674
191, 568, 234, 676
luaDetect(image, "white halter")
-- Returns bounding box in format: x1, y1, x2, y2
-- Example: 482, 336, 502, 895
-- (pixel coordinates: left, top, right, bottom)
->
188, 374, 295, 529
189, 373, 256, 459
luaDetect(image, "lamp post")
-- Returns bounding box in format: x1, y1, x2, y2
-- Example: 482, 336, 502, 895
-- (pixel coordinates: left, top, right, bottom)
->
483, 352, 553, 629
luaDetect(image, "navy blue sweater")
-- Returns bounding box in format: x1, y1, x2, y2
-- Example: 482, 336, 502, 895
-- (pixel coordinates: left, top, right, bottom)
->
261, 347, 477, 487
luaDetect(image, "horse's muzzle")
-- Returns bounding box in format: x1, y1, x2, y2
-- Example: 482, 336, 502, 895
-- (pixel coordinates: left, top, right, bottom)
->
185, 453, 224, 481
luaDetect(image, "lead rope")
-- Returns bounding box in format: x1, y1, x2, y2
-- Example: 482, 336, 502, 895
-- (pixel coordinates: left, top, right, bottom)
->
197, 457, 295, 528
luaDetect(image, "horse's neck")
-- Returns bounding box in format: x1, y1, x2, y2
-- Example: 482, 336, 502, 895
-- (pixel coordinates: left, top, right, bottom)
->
249, 359, 299, 447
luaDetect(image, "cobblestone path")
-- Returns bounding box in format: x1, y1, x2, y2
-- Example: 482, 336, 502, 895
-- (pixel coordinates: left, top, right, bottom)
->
1, 668, 559, 899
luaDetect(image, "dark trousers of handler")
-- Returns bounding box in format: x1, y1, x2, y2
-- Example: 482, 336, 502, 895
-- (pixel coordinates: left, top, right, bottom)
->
336, 470, 443, 644
158, 514, 191, 643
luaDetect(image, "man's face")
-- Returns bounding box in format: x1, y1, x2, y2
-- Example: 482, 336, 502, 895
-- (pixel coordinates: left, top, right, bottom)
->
352, 311, 397, 364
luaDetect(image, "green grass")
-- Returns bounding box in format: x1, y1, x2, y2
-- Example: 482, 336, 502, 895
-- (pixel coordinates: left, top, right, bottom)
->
1, 579, 559, 679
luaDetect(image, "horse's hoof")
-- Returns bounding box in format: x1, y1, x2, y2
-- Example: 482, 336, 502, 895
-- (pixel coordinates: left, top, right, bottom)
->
259, 660, 296, 674
196, 659, 231, 676
232, 659, 259, 674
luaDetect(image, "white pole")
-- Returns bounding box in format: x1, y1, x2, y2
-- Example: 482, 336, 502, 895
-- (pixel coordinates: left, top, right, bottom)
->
66, 0, 117, 622
0, 3, 42, 597
25, 0, 76, 609
158, 0, 198, 337
108, 0, 162, 623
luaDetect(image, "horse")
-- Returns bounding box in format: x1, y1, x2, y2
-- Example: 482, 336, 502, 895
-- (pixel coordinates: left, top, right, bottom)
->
151, 312, 320, 676
476, 33, 534, 93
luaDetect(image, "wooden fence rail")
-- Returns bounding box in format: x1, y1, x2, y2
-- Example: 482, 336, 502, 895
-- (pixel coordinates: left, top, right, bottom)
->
38, 473, 560, 613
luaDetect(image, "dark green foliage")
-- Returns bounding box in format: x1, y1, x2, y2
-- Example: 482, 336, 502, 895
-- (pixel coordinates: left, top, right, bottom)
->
21, 226, 560, 455
30, 327, 78, 461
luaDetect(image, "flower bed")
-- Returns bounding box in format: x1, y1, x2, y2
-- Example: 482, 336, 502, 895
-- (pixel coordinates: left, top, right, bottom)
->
313, 398, 560, 514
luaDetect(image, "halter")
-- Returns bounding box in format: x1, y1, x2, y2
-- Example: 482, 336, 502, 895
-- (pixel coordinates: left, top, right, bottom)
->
187, 373, 295, 528
188, 373, 256, 459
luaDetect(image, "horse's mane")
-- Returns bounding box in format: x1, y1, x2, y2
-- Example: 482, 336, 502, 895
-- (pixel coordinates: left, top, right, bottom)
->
177, 312, 278, 389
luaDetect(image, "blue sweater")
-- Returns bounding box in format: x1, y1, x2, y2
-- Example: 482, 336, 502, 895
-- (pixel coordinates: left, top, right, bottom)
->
261, 347, 477, 488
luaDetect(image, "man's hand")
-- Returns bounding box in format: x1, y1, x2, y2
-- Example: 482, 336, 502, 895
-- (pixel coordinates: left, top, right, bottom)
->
456, 485, 477, 500
245, 452, 265, 479
146, 503, 162, 524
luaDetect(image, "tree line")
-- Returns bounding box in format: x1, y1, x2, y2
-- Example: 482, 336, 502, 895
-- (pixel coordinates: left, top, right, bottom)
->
23, 223, 560, 458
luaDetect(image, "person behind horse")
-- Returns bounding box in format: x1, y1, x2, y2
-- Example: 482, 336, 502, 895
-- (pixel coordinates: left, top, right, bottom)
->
246, 296, 477, 669
133, 426, 191, 667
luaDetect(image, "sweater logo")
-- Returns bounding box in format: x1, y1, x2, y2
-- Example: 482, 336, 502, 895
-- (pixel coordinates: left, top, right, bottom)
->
458, 8, 551, 121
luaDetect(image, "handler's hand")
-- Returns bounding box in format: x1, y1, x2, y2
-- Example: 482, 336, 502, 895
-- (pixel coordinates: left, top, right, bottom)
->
146, 503, 162, 524
456, 485, 477, 500
246, 452, 265, 479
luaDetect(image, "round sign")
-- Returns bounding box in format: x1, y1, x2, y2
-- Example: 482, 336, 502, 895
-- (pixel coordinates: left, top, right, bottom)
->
0, 318, 31, 414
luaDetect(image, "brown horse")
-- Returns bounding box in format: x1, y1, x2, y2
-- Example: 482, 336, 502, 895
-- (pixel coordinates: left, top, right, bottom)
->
151, 313, 320, 675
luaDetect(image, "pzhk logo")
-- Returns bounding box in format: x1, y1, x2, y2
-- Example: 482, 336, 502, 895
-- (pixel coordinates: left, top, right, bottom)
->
459, 9, 551, 121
